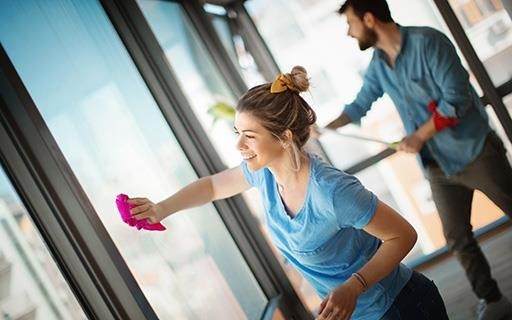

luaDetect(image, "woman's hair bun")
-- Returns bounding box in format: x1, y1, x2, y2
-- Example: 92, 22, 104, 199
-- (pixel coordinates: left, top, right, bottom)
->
289, 65, 309, 93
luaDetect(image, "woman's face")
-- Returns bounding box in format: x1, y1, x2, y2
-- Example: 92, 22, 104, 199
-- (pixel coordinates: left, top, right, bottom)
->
234, 111, 286, 172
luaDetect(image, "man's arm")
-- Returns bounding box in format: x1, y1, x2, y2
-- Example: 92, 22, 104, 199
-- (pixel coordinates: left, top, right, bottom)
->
398, 116, 436, 153
321, 60, 384, 134
325, 113, 353, 130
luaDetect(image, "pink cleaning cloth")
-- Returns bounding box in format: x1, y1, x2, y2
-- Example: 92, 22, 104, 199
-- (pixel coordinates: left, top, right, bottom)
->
116, 194, 166, 231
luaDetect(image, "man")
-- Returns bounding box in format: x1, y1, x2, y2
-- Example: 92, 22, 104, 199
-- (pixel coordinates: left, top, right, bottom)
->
320, 0, 512, 319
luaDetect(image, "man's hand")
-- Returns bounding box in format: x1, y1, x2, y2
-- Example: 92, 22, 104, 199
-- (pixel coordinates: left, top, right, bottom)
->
310, 113, 353, 139
397, 116, 436, 153
397, 133, 426, 153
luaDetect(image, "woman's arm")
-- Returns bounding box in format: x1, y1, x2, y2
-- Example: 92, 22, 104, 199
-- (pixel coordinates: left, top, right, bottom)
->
317, 200, 416, 320
354, 200, 417, 288
129, 166, 251, 222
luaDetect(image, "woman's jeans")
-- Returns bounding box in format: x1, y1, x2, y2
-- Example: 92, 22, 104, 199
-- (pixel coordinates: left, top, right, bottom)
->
381, 271, 448, 319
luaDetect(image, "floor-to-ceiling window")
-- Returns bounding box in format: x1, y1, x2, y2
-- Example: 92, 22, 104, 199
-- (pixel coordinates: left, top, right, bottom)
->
137, 0, 243, 168
449, 0, 512, 87
446, 0, 512, 163
203, 3, 267, 88
0, 1, 269, 319
0, 167, 86, 320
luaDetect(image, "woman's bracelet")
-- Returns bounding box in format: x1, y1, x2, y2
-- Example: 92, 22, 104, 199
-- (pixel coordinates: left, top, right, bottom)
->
352, 272, 369, 292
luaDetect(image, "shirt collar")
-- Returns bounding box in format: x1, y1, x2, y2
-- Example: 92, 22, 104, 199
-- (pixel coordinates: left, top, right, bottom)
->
375, 24, 407, 63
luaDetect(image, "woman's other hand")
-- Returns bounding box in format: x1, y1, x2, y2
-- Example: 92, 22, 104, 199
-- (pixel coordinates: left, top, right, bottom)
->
316, 277, 364, 320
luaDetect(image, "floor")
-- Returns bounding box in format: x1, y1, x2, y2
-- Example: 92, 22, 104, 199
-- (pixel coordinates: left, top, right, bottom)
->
418, 225, 512, 320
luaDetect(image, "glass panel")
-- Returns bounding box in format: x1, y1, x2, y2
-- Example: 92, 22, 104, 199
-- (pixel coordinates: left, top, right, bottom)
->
244, 0, 510, 311
449, 0, 512, 86
137, 0, 240, 167
0, 1, 267, 319
488, 93, 512, 160
204, 4, 266, 88
0, 167, 86, 320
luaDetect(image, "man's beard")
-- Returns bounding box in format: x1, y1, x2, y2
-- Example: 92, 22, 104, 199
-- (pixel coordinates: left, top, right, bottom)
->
358, 26, 378, 50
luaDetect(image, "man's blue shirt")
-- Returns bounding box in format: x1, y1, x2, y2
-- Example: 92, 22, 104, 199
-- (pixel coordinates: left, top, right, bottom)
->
343, 26, 491, 176
242, 154, 412, 320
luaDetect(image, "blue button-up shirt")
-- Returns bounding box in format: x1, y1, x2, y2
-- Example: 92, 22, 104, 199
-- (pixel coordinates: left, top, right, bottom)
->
343, 26, 491, 176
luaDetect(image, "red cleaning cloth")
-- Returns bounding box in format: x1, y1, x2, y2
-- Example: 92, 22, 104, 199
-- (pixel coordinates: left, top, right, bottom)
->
428, 101, 457, 131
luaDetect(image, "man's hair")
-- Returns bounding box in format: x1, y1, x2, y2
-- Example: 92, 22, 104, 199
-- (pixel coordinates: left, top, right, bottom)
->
338, 0, 394, 23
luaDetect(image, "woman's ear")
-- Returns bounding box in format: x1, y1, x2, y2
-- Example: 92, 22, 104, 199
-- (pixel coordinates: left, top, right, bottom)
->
281, 129, 293, 148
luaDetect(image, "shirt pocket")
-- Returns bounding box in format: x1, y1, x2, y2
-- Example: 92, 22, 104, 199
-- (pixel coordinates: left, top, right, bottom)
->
408, 76, 439, 106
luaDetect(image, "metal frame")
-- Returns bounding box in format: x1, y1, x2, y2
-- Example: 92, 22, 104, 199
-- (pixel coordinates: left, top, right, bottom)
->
180, 0, 249, 97
488, 78, 512, 105
0, 45, 156, 320
227, 2, 281, 81
99, 0, 311, 318
432, 0, 512, 142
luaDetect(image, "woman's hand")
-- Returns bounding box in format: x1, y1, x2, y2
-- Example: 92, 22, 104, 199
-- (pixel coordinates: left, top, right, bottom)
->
128, 197, 165, 223
316, 277, 364, 320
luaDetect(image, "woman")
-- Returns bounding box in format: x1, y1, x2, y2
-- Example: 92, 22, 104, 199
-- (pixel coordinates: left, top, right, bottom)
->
128, 66, 448, 319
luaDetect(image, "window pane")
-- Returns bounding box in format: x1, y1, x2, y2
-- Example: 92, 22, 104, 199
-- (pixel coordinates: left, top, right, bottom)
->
204, 3, 267, 87
245, 0, 509, 311
0, 167, 86, 320
137, 0, 242, 167
0, 1, 267, 319
487, 93, 512, 160
449, 0, 512, 86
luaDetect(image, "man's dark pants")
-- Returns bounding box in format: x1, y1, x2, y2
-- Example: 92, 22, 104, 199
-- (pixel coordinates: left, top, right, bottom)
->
426, 131, 512, 302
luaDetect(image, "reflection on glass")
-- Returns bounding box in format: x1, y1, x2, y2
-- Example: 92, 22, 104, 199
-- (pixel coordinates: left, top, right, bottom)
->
0, 1, 267, 319
0, 167, 86, 320
138, 0, 243, 167
204, 3, 266, 87
449, 0, 512, 85
487, 93, 512, 161
245, 0, 509, 311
